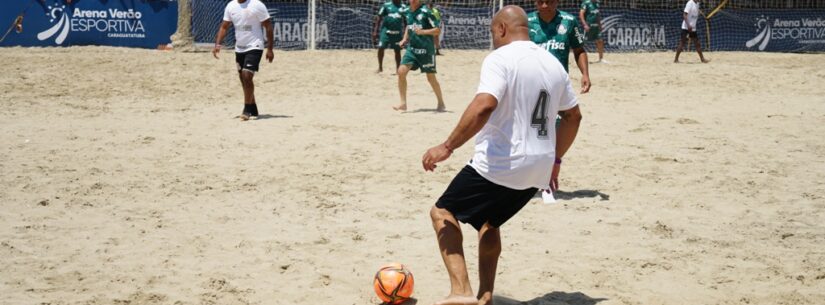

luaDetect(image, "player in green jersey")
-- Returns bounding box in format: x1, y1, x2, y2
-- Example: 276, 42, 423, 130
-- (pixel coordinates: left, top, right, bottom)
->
528, 0, 591, 93
579, 0, 605, 63
373, 0, 408, 73
394, 0, 446, 112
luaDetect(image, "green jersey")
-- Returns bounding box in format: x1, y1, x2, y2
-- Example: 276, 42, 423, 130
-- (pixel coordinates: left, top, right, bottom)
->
527, 10, 584, 72
377, 1, 407, 34
580, 0, 601, 26
405, 4, 440, 51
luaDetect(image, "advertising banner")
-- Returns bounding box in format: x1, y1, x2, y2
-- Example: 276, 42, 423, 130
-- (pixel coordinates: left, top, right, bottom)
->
0, 0, 177, 48
711, 10, 825, 52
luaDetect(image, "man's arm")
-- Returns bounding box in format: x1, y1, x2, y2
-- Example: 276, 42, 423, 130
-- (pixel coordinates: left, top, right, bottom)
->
262, 18, 274, 62
572, 47, 590, 93
422, 93, 498, 171
373, 16, 383, 45
549, 105, 582, 190
579, 9, 589, 32
556, 105, 582, 160
212, 21, 232, 59
683, 12, 691, 31
414, 27, 441, 37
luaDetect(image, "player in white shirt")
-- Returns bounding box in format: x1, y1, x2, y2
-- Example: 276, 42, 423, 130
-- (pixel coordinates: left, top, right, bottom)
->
421, 6, 582, 305
674, 0, 710, 63
212, 0, 274, 121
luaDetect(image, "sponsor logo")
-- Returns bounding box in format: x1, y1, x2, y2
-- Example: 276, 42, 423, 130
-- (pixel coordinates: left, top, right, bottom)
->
269, 8, 329, 44
746, 16, 825, 51
601, 14, 666, 48
37, 1, 147, 45
539, 40, 566, 50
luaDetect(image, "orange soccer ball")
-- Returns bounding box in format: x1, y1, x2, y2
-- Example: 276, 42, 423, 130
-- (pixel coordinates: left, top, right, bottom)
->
373, 263, 414, 304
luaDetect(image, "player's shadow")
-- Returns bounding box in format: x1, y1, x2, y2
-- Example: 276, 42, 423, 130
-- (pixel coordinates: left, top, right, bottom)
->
493, 291, 607, 305
403, 108, 453, 114
533, 189, 610, 201
255, 114, 293, 120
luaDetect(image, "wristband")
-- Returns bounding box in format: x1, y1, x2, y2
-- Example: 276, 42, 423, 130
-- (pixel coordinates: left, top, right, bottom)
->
554, 157, 562, 165
443, 143, 454, 154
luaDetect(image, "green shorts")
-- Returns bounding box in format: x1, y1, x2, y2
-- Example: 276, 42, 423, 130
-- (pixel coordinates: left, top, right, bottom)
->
401, 47, 436, 73
585, 25, 601, 41
378, 30, 402, 50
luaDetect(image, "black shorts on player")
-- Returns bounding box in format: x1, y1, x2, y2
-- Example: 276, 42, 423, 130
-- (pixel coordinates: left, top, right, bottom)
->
235, 49, 263, 73
681, 29, 698, 40
436, 165, 538, 231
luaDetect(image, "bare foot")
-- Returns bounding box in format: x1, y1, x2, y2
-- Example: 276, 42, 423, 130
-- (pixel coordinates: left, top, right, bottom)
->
436, 104, 446, 112
240, 113, 250, 121
393, 104, 407, 111
376, 68, 383, 73
702, 59, 711, 63
673, 59, 679, 63
477, 293, 493, 305
433, 295, 477, 305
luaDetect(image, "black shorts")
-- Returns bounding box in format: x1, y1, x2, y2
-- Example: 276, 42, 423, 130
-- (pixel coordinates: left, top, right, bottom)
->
681, 29, 698, 39
436, 165, 538, 231
235, 49, 263, 72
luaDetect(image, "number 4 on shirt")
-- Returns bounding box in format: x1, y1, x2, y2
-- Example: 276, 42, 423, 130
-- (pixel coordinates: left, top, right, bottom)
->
531, 90, 549, 139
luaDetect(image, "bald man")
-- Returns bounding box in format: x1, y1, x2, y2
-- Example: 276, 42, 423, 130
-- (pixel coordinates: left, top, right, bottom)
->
422, 6, 582, 305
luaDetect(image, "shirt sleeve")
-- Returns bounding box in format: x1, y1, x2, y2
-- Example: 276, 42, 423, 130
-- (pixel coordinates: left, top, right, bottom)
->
476, 54, 508, 103
257, 2, 270, 22
428, 11, 440, 28
222, 4, 231, 22
580, 1, 588, 11
684, 1, 693, 13
557, 73, 578, 111
569, 19, 584, 48
377, 5, 386, 17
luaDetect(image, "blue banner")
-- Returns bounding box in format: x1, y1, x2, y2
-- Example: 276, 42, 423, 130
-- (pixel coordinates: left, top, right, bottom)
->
710, 10, 825, 52
583, 8, 825, 52
1, 0, 177, 48
591, 9, 693, 52
440, 6, 494, 50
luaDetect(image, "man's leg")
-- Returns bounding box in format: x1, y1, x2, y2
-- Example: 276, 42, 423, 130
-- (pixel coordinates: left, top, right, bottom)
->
596, 39, 605, 62
394, 64, 410, 111
674, 36, 686, 63
393, 49, 402, 73
240, 70, 256, 120
377, 48, 385, 73
477, 222, 501, 305
426, 73, 445, 112
430, 206, 477, 305
694, 39, 710, 63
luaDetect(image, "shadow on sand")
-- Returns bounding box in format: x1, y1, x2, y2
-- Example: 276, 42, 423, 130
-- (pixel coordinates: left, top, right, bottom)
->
532, 189, 610, 201
493, 291, 607, 305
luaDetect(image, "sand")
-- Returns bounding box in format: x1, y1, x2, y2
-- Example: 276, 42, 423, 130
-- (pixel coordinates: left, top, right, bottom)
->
1, 47, 824, 305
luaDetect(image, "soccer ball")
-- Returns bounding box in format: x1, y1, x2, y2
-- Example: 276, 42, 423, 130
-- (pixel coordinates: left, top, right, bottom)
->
373, 263, 414, 304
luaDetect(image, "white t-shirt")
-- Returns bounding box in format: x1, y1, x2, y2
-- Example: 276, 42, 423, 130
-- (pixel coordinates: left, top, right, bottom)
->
471, 40, 578, 190
681, 0, 700, 31
223, 0, 270, 53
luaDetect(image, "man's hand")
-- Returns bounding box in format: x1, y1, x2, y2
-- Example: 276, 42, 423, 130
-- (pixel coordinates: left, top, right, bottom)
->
266, 49, 274, 63
372, 31, 378, 45
687, 26, 693, 32
580, 75, 591, 93
583, 24, 591, 33
549, 163, 561, 191
422, 143, 452, 171
399, 38, 408, 47
212, 45, 221, 59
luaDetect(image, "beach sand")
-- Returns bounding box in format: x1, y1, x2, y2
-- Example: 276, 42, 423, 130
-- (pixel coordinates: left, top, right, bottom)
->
1, 47, 824, 305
